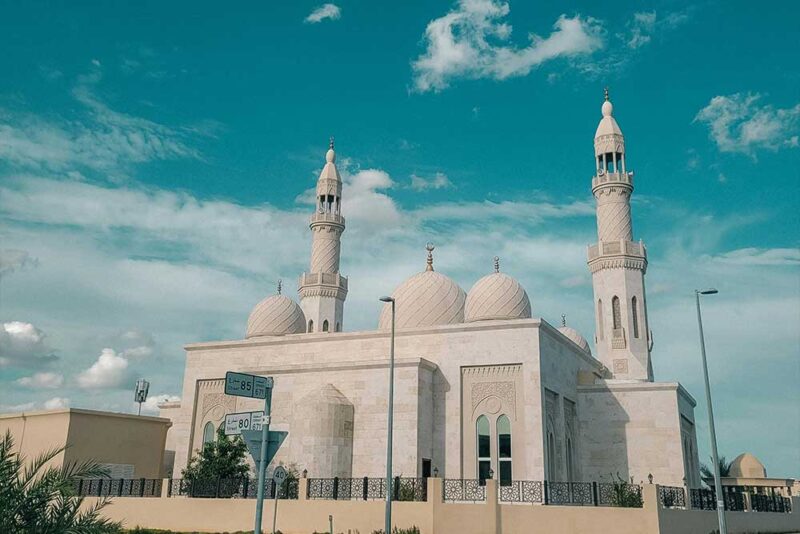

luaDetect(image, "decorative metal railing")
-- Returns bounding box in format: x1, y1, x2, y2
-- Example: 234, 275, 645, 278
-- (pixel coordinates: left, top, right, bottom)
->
443, 479, 486, 502
498, 480, 544, 503
690, 488, 716, 510
657, 486, 687, 509
498, 480, 642, 508
72, 478, 161, 497
751, 494, 792, 513
168, 477, 298, 499
306, 477, 426, 502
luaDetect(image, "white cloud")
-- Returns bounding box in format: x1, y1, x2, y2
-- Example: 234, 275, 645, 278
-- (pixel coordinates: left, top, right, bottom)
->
16, 372, 64, 389
0, 402, 37, 413
712, 247, 800, 266
410, 172, 453, 191
695, 93, 800, 155
77, 348, 130, 389
625, 11, 656, 49
411, 0, 603, 92
141, 394, 181, 415
305, 3, 341, 24
0, 321, 57, 368
43, 397, 70, 409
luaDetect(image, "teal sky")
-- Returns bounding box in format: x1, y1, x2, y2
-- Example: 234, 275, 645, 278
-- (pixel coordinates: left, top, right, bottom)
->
1, 1, 798, 476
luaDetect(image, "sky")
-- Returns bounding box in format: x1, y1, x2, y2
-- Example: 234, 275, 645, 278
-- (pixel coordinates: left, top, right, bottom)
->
0, 0, 798, 475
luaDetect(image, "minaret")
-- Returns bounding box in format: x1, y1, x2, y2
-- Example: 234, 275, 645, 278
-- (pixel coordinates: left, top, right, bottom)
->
588, 90, 653, 381
298, 138, 348, 333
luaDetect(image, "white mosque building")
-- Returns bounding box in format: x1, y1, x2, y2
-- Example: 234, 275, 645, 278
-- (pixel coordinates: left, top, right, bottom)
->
162, 94, 702, 488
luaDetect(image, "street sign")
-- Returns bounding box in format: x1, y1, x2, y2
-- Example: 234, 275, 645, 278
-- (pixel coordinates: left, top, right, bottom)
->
273, 466, 287, 485
225, 371, 273, 399
224, 411, 265, 436
241, 429, 288, 468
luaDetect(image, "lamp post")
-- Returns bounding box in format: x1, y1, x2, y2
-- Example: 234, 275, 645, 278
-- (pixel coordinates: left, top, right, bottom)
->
695, 288, 727, 534
379, 296, 396, 534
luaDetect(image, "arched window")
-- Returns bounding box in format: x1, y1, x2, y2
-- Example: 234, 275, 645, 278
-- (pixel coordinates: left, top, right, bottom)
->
566, 438, 575, 482
308, 320, 314, 333
632, 296, 640, 338
612, 296, 621, 330
202, 421, 215, 445
322, 320, 329, 332
476, 415, 491, 484
547, 431, 557, 481
597, 300, 604, 340
497, 415, 512, 486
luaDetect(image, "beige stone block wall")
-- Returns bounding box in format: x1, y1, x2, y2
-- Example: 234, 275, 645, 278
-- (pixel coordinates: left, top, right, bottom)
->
0, 409, 170, 479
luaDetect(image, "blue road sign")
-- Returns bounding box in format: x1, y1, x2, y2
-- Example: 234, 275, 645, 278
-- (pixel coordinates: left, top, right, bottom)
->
225, 371, 273, 399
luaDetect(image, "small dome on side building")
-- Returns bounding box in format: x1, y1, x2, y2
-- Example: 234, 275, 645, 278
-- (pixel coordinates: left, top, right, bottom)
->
558, 315, 592, 354
729, 453, 767, 478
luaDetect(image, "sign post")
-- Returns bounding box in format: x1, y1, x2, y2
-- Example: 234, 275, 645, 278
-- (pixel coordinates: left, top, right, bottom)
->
224, 372, 274, 534
272, 466, 287, 534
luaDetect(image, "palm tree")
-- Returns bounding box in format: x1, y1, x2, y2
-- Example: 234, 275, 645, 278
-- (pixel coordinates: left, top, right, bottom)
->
0, 430, 121, 533
700, 455, 732, 487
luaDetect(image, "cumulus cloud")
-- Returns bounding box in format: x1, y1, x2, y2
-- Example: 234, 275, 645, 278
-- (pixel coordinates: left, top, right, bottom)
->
305, 3, 341, 24
16, 372, 64, 389
411, 0, 603, 92
410, 172, 453, 191
43, 397, 70, 409
621, 10, 687, 50
77, 348, 130, 388
695, 93, 800, 155
141, 394, 181, 415
0, 321, 57, 368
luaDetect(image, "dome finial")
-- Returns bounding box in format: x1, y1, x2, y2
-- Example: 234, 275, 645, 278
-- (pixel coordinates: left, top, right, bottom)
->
277, 279, 282, 295
561, 313, 567, 327
604, 87, 609, 102
601, 88, 613, 117
493, 256, 500, 273
326, 137, 336, 163
425, 242, 435, 271
329, 136, 335, 150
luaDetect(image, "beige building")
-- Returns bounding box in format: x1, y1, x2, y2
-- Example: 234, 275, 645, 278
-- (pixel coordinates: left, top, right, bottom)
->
0, 408, 171, 479
164, 94, 701, 488
710, 452, 797, 498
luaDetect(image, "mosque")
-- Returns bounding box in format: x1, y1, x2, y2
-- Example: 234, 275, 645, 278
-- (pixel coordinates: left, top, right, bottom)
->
161, 93, 702, 488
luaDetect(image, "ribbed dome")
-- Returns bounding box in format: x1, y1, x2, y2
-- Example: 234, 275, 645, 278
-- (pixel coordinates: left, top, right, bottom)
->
465, 272, 531, 322
729, 453, 766, 478
378, 270, 466, 330
246, 294, 306, 338
558, 326, 591, 354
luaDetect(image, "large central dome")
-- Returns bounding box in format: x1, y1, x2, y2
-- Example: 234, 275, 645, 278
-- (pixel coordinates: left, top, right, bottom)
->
378, 244, 466, 330
465, 257, 531, 322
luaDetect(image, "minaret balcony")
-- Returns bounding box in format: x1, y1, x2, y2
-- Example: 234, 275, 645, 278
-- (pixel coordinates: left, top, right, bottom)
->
298, 272, 348, 292
310, 212, 345, 226
592, 172, 633, 190
587, 239, 648, 273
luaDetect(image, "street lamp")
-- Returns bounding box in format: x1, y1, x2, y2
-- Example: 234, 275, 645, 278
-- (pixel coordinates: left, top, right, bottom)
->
695, 288, 727, 534
379, 295, 396, 534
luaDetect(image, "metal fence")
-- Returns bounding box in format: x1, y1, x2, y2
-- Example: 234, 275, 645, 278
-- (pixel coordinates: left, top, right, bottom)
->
657, 486, 687, 509
443, 479, 486, 502
481, 480, 643, 508
751, 494, 792, 513
499, 480, 544, 503
168, 477, 299, 499
72, 478, 162, 497
306, 477, 427, 502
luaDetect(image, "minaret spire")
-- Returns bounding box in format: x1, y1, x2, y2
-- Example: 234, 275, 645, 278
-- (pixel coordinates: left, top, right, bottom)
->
298, 139, 348, 333
588, 93, 653, 381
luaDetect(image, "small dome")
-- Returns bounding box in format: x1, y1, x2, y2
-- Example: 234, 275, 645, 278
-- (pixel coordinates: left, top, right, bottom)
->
465, 258, 531, 322
595, 90, 623, 139
246, 294, 306, 338
729, 453, 767, 478
378, 244, 465, 330
558, 326, 591, 354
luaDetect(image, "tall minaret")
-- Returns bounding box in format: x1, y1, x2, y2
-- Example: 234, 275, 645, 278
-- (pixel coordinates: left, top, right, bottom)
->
298, 138, 348, 333
588, 90, 653, 381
